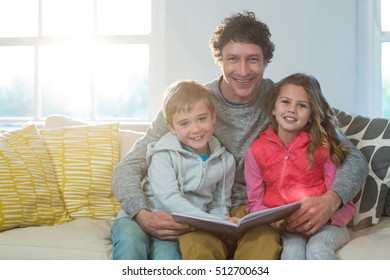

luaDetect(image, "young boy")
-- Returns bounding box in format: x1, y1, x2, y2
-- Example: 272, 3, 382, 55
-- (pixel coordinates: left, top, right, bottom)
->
140, 79, 236, 259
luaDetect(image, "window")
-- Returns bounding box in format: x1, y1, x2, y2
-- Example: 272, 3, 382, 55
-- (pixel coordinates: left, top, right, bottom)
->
357, 0, 390, 118
381, 0, 390, 117
0, 0, 163, 129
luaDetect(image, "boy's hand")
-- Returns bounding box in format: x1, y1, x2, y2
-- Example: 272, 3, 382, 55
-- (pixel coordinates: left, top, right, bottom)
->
226, 216, 240, 224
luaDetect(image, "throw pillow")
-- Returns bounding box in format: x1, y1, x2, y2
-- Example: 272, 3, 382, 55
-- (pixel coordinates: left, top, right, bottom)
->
44, 114, 145, 160
44, 114, 86, 129
335, 109, 390, 230
0, 125, 70, 232
41, 123, 121, 220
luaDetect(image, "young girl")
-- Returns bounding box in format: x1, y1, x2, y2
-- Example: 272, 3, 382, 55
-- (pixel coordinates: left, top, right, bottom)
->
244, 73, 357, 259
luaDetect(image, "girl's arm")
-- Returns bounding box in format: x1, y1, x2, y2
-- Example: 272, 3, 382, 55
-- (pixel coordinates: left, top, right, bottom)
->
330, 132, 368, 204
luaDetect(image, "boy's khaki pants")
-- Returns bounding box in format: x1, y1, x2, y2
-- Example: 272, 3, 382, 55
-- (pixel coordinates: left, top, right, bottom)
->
178, 206, 282, 260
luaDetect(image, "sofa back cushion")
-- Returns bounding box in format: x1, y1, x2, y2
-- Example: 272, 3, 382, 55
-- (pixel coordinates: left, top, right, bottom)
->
335, 109, 390, 230
118, 129, 145, 160
0, 125, 70, 232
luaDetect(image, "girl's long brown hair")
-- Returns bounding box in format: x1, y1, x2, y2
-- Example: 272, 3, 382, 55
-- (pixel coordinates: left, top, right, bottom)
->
268, 73, 348, 166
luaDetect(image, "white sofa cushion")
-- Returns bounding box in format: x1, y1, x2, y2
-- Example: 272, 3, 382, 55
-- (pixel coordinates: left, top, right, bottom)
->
0, 218, 114, 260
336, 216, 390, 259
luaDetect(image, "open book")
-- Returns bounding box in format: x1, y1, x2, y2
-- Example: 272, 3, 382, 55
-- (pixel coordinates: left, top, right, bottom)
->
172, 201, 301, 238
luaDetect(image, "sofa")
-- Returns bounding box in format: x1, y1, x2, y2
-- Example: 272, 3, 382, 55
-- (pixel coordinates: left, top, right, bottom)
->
0, 111, 389, 260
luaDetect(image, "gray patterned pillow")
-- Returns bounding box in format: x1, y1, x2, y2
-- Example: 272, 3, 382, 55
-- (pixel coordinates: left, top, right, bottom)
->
335, 109, 390, 230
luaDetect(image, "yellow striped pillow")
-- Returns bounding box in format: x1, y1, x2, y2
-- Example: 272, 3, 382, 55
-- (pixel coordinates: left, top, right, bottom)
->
41, 123, 121, 220
0, 125, 70, 232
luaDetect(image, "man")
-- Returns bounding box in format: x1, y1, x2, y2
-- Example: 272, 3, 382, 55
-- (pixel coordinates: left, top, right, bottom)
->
110, 10, 368, 260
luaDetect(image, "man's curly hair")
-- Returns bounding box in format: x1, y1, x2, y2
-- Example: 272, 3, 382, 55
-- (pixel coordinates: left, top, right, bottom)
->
209, 10, 275, 66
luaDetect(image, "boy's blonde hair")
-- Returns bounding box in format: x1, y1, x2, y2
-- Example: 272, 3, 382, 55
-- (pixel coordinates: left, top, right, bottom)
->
162, 80, 215, 126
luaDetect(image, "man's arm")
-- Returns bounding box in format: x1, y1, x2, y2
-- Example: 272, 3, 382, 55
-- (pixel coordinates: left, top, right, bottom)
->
329, 134, 368, 203
285, 132, 368, 235
111, 111, 192, 240
112, 111, 168, 217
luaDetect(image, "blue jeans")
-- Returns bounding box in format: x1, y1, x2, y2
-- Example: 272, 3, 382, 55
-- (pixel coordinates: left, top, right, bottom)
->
281, 224, 350, 260
110, 216, 181, 260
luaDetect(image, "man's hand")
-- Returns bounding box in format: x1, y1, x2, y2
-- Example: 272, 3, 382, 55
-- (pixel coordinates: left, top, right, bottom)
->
135, 209, 193, 241
284, 190, 342, 236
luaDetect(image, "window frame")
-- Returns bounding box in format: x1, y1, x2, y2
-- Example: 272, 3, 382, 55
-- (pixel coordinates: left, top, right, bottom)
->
0, 0, 165, 127
379, 0, 390, 117
357, 0, 389, 118
356, 0, 379, 117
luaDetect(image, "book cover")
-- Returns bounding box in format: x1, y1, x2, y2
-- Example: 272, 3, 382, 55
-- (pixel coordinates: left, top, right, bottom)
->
172, 201, 301, 238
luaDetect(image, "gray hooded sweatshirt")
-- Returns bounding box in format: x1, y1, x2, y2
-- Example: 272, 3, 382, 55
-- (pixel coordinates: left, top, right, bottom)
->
143, 132, 236, 221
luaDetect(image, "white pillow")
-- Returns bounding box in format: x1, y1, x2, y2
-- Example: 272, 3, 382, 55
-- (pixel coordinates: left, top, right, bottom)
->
118, 130, 144, 159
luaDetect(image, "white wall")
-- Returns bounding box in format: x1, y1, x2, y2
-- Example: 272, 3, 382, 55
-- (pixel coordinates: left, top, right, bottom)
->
159, 0, 360, 115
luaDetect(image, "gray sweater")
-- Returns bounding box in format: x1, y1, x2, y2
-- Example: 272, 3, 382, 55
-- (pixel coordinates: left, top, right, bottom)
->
112, 76, 368, 218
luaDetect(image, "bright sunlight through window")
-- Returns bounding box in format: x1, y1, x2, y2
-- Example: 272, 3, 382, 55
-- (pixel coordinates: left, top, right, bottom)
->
0, 0, 152, 127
